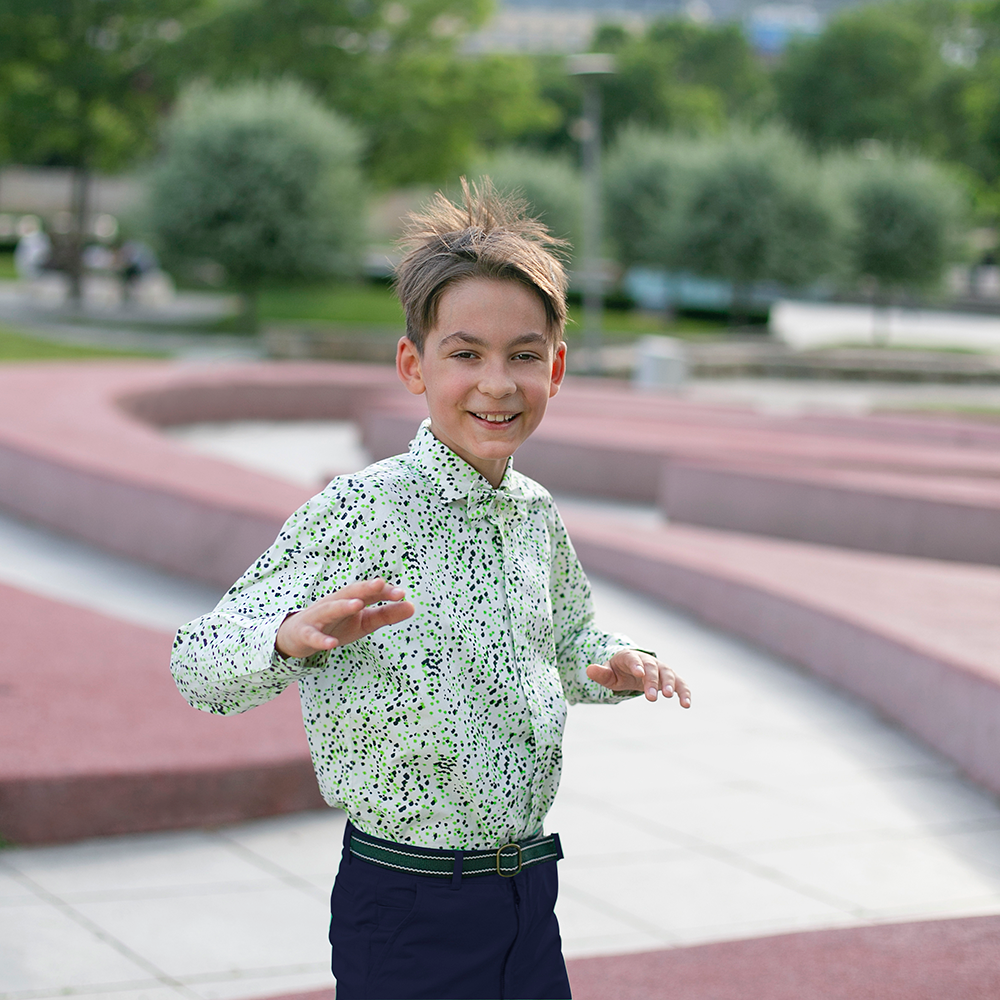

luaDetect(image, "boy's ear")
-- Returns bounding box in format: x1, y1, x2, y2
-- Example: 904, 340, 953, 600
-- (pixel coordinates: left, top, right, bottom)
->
548, 341, 568, 398
396, 337, 426, 395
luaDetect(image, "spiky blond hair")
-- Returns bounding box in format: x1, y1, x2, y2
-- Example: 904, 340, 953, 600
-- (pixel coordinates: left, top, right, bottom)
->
394, 177, 569, 352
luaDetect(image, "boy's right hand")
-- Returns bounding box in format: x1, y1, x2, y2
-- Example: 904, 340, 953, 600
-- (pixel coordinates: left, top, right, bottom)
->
275, 579, 415, 660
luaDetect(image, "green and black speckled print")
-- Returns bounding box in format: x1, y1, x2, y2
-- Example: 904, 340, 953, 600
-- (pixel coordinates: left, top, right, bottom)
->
171, 419, 636, 850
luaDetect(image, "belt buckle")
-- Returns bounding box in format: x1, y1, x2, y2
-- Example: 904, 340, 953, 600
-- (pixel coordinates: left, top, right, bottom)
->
496, 842, 522, 877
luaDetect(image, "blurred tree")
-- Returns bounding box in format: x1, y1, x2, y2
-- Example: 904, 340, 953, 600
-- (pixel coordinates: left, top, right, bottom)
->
603, 19, 770, 137
836, 152, 965, 340
353, 52, 558, 187
472, 149, 581, 258
678, 129, 841, 323
962, 0, 1000, 192
605, 128, 840, 323
146, 80, 365, 331
518, 18, 770, 157
774, 4, 944, 151
0, 0, 198, 302
604, 127, 708, 269
176, 0, 558, 186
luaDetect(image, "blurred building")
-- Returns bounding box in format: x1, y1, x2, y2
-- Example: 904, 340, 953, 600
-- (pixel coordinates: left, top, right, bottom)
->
464, 0, 682, 53
746, 3, 821, 56
465, 0, 862, 53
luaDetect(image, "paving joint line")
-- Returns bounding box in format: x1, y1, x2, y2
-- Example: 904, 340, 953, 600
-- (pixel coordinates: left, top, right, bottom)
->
557, 880, 677, 944
561, 788, 866, 916
213, 828, 332, 902
0, 863, 201, 999
0, 976, 178, 1000
173, 960, 330, 986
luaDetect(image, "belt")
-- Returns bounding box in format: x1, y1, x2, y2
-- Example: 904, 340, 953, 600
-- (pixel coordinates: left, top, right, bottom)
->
349, 827, 563, 879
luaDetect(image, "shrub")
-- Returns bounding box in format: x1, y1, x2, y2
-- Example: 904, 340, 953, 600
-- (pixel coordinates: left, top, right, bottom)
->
603, 127, 709, 270
605, 126, 842, 321
678, 128, 841, 318
146, 80, 365, 330
838, 152, 965, 294
472, 148, 582, 260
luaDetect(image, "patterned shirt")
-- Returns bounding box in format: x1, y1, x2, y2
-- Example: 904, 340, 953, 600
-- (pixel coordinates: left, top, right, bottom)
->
171, 420, 635, 850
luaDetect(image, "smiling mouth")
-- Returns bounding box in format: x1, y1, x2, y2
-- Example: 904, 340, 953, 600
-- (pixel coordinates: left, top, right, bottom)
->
471, 412, 519, 424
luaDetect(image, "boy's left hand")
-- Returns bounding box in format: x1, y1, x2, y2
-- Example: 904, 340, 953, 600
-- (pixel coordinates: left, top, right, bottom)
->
587, 650, 691, 706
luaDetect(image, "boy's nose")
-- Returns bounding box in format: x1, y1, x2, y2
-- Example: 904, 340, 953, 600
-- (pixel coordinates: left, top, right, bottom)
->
477, 364, 517, 397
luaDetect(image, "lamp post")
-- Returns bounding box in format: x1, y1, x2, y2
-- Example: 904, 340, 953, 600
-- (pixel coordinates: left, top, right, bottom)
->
568, 52, 615, 375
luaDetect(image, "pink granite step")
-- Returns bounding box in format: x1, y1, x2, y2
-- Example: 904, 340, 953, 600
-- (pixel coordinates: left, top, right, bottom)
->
564, 511, 1000, 797
0, 362, 398, 587
260, 914, 1000, 1000
0, 582, 321, 844
566, 913, 1000, 1000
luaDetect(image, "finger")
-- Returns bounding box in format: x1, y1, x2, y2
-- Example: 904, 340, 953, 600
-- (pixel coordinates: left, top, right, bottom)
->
329, 578, 405, 605
586, 663, 617, 688
300, 623, 340, 650
613, 650, 646, 686
674, 674, 692, 709
641, 655, 660, 702
359, 600, 415, 635
657, 662, 676, 699
310, 597, 365, 627
371, 584, 407, 605
359, 579, 408, 606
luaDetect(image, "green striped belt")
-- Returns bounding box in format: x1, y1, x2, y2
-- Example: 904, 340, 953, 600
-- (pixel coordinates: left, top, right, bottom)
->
349, 828, 563, 879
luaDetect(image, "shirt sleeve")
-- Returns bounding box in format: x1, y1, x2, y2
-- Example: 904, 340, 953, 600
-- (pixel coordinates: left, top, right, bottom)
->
170, 488, 357, 715
548, 505, 641, 706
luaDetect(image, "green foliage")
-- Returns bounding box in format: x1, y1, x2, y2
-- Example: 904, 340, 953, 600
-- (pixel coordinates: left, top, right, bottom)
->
472, 149, 582, 256
602, 19, 771, 137
146, 80, 365, 328
774, 2, 958, 155
520, 18, 770, 158
764, 0, 1000, 200
835, 152, 966, 293
173, 0, 557, 186
605, 126, 840, 305
0, 0, 197, 170
352, 52, 559, 187
680, 129, 840, 293
958, 0, 1000, 188
604, 127, 710, 268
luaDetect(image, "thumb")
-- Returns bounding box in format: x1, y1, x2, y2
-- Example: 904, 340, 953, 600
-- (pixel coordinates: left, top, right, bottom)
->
586, 662, 616, 688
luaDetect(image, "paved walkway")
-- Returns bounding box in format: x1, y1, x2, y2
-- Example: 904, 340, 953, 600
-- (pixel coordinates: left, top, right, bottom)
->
2, 421, 1000, 1000
0, 280, 260, 362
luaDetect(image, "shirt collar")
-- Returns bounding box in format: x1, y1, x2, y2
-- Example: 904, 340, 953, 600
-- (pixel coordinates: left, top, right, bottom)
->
406, 418, 536, 507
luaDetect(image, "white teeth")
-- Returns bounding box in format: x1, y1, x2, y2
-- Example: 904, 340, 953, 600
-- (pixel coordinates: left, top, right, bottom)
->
475, 413, 516, 423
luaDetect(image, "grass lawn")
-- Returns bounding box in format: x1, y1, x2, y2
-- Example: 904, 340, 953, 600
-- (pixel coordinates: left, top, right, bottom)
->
252, 280, 726, 339
568, 306, 726, 340
259, 283, 405, 326
0, 324, 152, 361
0, 251, 17, 280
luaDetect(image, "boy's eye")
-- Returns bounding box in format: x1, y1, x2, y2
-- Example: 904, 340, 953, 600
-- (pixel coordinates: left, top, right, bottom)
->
512, 352, 541, 362
451, 350, 478, 359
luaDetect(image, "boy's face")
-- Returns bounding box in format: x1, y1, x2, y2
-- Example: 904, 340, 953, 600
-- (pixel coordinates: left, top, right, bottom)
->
396, 277, 567, 488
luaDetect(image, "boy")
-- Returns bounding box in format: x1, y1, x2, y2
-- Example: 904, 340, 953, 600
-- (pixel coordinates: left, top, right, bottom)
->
171, 180, 691, 1000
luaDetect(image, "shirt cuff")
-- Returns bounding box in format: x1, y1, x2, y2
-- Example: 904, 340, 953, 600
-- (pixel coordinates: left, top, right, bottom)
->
263, 612, 332, 679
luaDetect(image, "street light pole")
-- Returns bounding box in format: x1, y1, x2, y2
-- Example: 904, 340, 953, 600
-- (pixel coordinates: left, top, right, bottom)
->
568, 53, 615, 376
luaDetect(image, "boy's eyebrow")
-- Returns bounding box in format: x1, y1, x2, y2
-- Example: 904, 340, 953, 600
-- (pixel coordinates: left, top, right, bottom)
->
438, 331, 548, 349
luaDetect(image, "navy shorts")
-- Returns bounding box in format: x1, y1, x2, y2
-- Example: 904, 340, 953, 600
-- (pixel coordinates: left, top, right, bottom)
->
329, 822, 572, 999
